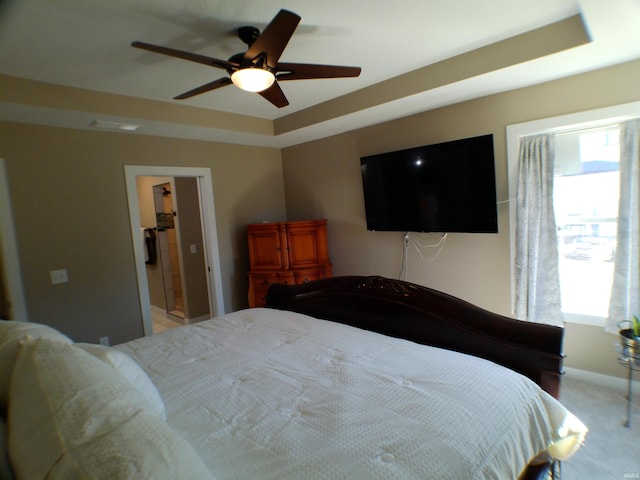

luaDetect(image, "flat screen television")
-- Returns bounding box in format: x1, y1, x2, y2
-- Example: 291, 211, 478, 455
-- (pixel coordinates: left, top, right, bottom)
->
360, 134, 498, 233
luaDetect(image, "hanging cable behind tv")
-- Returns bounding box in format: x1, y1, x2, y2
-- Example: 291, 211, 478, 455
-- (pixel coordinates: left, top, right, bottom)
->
398, 232, 448, 280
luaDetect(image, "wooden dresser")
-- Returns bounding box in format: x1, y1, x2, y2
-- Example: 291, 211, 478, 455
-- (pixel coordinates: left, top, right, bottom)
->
247, 219, 332, 307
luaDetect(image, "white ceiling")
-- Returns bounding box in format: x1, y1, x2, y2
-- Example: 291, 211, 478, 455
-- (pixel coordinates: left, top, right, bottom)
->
1, 0, 640, 147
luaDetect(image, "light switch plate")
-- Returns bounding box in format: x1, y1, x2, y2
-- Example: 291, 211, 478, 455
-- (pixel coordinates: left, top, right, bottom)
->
50, 269, 68, 285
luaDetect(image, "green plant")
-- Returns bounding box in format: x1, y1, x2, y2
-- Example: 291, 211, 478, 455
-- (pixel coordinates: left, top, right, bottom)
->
633, 315, 640, 338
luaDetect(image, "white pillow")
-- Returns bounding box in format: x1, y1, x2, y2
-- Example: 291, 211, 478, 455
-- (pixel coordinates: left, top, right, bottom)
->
75, 343, 166, 419
8, 337, 215, 480
0, 320, 72, 412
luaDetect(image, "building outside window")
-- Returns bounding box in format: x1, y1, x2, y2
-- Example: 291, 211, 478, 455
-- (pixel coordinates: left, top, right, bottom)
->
553, 127, 620, 322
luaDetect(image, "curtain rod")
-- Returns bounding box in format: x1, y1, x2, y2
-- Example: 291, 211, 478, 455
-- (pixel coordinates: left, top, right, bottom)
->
520, 122, 619, 139
554, 123, 620, 137
520, 114, 640, 139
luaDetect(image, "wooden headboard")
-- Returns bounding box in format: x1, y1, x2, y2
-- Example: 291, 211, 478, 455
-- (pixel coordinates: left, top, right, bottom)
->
265, 275, 564, 399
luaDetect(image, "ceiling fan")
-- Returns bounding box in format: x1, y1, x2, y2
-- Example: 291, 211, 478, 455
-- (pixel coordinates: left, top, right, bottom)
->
131, 9, 361, 108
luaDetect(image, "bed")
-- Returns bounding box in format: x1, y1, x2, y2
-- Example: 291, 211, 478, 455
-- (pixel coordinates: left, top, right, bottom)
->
1, 275, 586, 479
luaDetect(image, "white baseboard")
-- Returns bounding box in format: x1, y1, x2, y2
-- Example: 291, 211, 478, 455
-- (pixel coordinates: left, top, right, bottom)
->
151, 304, 211, 325
185, 314, 211, 324
564, 366, 640, 391
150, 304, 185, 325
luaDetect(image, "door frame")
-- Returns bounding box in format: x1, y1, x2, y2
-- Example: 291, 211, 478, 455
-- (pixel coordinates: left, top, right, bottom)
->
0, 159, 28, 321
124, 165, 225, 335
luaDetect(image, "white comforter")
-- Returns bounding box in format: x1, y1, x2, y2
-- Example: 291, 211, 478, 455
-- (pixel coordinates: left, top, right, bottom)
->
116, 308, 585, 480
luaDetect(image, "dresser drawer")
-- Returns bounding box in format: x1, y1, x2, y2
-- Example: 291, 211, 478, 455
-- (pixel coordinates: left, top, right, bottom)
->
248, 272, 295, 307
248, 273, 276, 308
293, 269, 323, 284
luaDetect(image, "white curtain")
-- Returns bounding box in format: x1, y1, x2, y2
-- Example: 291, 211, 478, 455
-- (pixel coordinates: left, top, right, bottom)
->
514, 134, 564, 326
606, 119, 640, 333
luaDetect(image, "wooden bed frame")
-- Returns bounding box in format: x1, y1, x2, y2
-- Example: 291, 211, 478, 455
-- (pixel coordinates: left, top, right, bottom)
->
265, 275, 564, 480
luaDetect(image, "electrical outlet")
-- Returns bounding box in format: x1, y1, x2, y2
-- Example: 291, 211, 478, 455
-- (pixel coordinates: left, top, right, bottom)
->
190, 243, 197, 254
50, 269, 68, 285
99, 336, 110, 346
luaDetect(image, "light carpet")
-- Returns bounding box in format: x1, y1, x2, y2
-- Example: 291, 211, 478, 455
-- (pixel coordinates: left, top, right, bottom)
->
560, 374, 640, 479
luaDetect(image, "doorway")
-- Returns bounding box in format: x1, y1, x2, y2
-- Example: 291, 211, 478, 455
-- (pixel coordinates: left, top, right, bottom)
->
152, 181, 185, 319
124, 166, 225, 336
0, 159, 28, 321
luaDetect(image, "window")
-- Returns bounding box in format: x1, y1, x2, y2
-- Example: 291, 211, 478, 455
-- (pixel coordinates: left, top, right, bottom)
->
554, 127, 620, 323
507, 101, 640, 326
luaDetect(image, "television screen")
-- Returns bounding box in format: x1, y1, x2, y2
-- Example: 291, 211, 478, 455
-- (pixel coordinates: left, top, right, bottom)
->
360, 134, 498, 233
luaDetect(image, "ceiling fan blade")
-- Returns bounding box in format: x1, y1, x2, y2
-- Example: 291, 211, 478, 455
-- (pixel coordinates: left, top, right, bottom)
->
276, 62, 361, 80
174, 77, 233, 100
244, 9, 301, 68
132, 41, 236, 71
258, 81, 289, 108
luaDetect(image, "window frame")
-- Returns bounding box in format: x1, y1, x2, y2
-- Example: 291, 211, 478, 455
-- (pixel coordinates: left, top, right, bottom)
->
506, 101, 640, 325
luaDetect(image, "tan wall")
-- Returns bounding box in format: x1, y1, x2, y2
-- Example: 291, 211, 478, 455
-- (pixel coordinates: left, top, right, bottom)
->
282, 59, 640, 379
174, 176, 209, 320
0, 249, 7, 320
1, 122, 285, 344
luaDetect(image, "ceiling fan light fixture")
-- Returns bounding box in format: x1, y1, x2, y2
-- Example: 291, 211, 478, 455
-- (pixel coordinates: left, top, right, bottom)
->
131, 9, 360, 107
231, 67, 275, 92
